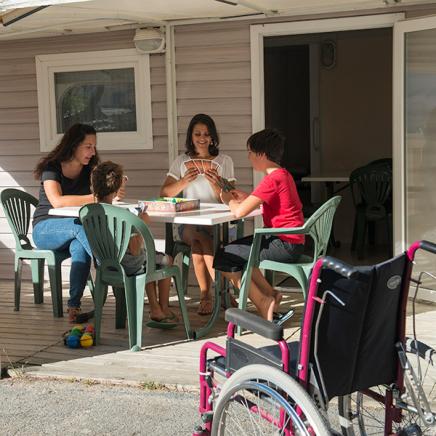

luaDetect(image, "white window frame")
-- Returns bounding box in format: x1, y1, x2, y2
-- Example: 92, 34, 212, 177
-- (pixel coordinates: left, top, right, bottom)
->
36, 48, 153, 152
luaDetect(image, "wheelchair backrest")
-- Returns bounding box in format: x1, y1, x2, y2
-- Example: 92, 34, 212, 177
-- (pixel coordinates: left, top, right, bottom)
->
307, 253, 408, 400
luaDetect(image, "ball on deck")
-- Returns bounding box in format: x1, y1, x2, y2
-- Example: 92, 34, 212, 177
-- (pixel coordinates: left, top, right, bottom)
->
84, 324, 95, 335
80, 333, 93, 348
66, 334, 80, 348
70, 326, 84, 336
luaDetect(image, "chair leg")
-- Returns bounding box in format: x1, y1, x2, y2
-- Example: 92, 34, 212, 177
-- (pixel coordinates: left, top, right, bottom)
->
113, 286, 126, 329
355, 212, 367, 260
265, 270, 275, 287
14, 257, 23, 311
124, 277, 145, 352
31, 259, 45, 304
87, 274, 95, 302
351, 213, 358, 252
47, 263, 63, 317
181, 253, 190, 297
93, 280, 107, 346
173, 270, 192, 340
236, 268, 250, 336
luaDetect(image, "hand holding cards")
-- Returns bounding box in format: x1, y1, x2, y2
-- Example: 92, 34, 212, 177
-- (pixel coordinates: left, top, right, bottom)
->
184, 159, 220, 174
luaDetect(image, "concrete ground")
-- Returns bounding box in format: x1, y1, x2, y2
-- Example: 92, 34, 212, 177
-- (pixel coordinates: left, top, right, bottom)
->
0, 378, 198, 436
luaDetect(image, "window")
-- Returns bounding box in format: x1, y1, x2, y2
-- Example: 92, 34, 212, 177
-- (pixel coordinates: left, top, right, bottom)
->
36, 49, 153, 151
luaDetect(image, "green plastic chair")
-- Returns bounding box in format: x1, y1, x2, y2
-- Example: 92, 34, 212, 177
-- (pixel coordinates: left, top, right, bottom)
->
350, 165, 392, 259
237, 196, 342, 321
79, 203, 192, 351
0, 188, 71, 317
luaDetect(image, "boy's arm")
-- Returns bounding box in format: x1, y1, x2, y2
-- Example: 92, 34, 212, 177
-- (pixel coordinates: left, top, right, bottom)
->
228, 195, 262, 219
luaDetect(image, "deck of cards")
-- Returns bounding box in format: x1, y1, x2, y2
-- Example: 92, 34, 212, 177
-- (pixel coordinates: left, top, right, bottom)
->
184, 159, 220, 174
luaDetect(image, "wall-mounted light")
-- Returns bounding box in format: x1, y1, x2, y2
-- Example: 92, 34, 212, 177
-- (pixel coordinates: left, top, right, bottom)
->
320, 39, 336, 70
134, 28, 165, 54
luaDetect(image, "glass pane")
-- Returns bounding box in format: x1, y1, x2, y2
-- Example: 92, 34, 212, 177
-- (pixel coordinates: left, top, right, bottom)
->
405, 28, 436, 289
54, 68, 137, 133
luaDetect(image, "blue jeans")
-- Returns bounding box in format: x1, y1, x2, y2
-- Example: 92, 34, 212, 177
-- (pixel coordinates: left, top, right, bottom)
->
33, 218, 92, 309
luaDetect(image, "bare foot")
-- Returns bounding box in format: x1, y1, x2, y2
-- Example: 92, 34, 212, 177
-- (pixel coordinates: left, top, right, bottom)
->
273, 291, 283, 313
149, 307, 167, 322
255, 294, 276, 321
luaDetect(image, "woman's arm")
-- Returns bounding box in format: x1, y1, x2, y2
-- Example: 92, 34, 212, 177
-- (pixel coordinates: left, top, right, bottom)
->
160, 169, 198, 197
44, 180, 94, 208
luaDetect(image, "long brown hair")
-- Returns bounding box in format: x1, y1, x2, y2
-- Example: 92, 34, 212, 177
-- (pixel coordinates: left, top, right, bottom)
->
34, 123, 100, 179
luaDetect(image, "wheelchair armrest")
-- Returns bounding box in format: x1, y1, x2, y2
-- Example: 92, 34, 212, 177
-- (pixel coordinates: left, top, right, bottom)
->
225, 308, 283, 341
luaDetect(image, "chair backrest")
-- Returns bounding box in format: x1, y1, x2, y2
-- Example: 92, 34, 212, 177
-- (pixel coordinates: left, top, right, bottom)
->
304, 196, 341, 259
350, 165, 392, 213
0, 188, 37, 251
306, 253, 408, 400
79, 203, 157, 284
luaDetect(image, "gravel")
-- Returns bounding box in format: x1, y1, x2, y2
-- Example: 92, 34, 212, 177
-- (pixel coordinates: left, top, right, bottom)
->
0, 378, 199, 435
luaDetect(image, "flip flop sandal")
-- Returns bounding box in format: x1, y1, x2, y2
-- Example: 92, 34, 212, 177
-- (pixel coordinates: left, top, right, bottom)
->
166, 311, 179, 322
272, 310, 294, 326
146, 317, 177, 330
198, 298, 213, 316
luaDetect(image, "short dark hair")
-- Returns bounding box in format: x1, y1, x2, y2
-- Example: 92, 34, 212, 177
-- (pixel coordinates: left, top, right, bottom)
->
91, 161, 123, 201
247, 129, 285, 165
185, 113, 220, 157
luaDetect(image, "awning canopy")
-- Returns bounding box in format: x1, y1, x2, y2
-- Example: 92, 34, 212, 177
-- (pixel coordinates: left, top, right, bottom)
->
0, 0, 434, 40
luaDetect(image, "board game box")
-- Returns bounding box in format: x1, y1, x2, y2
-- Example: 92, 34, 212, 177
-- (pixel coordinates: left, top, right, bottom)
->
139, 197, 200, 213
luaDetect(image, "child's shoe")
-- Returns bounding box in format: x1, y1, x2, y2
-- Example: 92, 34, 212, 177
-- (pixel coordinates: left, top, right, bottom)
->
67, 307, 81, 323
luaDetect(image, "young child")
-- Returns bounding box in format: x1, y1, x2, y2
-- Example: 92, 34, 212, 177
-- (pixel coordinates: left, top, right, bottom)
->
91, 161, 178, 329
215, 129, 305, 321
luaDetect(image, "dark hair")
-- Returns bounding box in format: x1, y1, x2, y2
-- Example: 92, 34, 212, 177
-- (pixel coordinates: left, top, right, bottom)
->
34, 123, 100, 179
185, 113, 219, 157
91, 161, 124, 201
247, 129, 285, 165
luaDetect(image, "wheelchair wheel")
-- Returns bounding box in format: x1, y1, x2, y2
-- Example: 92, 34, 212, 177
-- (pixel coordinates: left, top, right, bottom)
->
211, 364, 330, 435
338, 340, 436, 435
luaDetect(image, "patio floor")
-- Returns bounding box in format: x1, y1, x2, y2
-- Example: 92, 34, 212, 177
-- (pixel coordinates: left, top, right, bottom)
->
0, 279, 304, 387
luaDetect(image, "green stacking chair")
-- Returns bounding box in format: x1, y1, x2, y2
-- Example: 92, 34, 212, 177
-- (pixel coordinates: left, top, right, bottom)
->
79, 203, 192, 351
237, 196, 341, 324
1, 188, 72, 317
350, 165, 392, 259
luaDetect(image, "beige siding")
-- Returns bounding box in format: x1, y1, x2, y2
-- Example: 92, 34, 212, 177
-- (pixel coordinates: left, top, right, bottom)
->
0, 30, 169, 279
174, 21, 252, 193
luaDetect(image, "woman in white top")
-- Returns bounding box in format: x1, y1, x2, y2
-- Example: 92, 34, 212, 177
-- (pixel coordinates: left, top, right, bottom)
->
161, 114, 235, 315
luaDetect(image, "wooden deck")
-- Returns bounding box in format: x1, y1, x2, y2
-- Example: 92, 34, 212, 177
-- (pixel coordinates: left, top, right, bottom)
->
0, 279, 304, 382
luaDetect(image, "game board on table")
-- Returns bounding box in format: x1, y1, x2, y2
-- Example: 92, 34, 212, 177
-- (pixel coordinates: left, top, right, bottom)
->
139, 197, 200, 213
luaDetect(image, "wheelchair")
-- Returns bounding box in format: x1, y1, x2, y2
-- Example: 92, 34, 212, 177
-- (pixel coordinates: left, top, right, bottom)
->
193, 241, 436, 435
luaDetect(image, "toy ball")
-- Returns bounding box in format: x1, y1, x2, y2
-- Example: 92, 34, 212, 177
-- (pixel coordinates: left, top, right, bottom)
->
70, 327, 84, 336
80, 333, 94, 348
84, 324, 95, 334
66, 334, 81, 348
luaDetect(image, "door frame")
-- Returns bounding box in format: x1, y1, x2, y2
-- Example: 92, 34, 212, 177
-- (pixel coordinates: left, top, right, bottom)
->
250, 13, 404, 227
393, 15, 436, 255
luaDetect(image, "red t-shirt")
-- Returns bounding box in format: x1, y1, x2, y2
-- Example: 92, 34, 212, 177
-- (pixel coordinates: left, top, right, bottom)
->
252, 168, 305, 244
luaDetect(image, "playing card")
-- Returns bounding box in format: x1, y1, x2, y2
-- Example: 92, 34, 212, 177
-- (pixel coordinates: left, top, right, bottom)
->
184, 160, 196, 171
202, 160, 212, 172
211, 161, 220, 171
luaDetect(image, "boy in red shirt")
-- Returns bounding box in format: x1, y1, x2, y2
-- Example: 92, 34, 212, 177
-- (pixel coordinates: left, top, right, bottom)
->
214, 129, 304, 321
